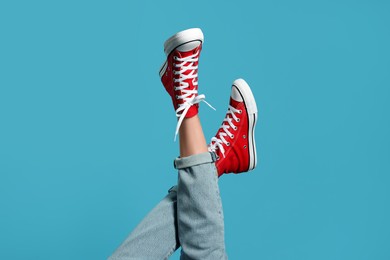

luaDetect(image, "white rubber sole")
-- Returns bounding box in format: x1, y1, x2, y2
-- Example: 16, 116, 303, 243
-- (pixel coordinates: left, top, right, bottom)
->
159, 28, 203, 78
163, 28, 204, 56
232, 78, 258, 171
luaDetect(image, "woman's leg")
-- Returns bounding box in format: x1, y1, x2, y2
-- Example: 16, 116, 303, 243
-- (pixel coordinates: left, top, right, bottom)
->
161, 28, 228, 259
108, 28, 207, 260
176, 116, 228, 260
179, 115, 208, 157
175, 77, 258, 259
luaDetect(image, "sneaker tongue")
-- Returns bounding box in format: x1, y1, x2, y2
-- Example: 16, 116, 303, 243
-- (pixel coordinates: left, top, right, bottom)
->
230, 97, 241, 108
185, 105, 199, 118
231, 86, 243, 102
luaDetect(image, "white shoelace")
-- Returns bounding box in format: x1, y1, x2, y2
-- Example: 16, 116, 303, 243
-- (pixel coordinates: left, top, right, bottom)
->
209, 105, 242, 157
173, 50, 215, 141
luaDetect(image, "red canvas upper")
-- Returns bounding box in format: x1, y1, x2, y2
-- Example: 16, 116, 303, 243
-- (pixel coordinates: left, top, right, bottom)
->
212, 98, 251, 177
160, 44, 202, 118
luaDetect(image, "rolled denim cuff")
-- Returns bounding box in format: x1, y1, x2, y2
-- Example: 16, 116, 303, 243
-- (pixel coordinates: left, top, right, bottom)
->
174, 152, 217, 170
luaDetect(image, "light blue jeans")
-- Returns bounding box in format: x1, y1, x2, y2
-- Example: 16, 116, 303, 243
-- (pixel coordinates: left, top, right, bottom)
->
108, 152, 228, 260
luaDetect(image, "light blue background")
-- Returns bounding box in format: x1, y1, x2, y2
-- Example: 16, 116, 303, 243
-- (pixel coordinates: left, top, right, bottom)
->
1, 0, 389, 259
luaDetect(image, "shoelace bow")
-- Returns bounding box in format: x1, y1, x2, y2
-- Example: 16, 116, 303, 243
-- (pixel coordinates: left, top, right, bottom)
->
209, 105, 242, 158
173, 50, 215, 141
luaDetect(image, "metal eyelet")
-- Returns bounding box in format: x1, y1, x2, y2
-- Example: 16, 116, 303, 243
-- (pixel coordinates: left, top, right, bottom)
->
234, 126, 238, 130
243, 145, 247, 149
239, 110, 243, 114
230, 134, 234, 138
243, 135, 246, 139
236, 118, 240, 122
227, 142, 230, 146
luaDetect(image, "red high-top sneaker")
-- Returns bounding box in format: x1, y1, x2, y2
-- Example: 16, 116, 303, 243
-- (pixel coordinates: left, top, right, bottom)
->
159, 28, 214, 140
209, 79, 258, 177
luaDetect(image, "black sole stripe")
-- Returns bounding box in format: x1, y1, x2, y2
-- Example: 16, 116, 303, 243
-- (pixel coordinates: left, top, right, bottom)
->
251, 113, 257, 169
